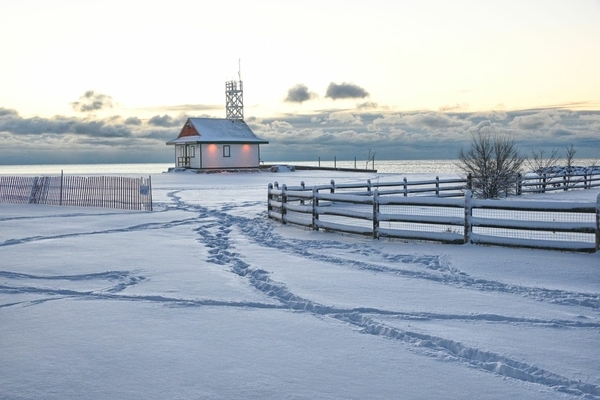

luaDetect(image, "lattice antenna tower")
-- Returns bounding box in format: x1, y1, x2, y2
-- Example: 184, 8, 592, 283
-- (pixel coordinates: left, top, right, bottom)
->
225, 59, 244, 120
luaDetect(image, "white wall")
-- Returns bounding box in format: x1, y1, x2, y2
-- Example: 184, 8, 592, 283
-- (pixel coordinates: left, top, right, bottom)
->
200, 144, 260, 169
188, 145, 201, 169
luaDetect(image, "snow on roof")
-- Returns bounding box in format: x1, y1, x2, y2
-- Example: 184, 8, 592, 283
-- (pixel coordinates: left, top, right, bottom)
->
166, 118, 268, 145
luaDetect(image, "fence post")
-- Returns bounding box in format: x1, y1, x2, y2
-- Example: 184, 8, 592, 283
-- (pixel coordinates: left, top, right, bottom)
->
281, 184, 288, 224
267, 183, 273, 216
300, 181, 305, 205
563, 171, 568, 191
403, 177, 408, 197
516, 173, 522, 196
312, 186, 319, 231
467, 173, 472, 190
435, 176, 440, 197
596, 193, 600, 252
59, 170, 64, 206
330, 179, 335, 194
542, 173, 546, 193
148, 175, 153, 211
372, 189, 379, 239
464, 190, 472, 244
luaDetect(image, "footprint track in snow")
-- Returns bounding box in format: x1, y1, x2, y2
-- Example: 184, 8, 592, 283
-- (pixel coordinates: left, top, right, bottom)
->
185, 198, 600, 398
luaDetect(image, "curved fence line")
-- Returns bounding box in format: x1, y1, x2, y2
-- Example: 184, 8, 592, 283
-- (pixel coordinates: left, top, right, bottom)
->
268, 180, 600, 253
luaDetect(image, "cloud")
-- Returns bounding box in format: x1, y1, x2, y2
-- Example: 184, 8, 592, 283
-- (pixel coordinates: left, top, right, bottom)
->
325, 82, 369, 100
402, 112, 472, 130
284, 84, 317, 103
328, 111, 363, 125
0, 109, 132, 138
438, 103, 469, 112
2, 104, 600, 165
509, 110, 561, 130
71, 90, 114, 112
0, 107, 19, 117
124, 116, 142, 126
548, 127, 574, 137
143, 104, 223, 113
148, 114, 183, 127
467, 110, 508, 121
357, 101, 378, 109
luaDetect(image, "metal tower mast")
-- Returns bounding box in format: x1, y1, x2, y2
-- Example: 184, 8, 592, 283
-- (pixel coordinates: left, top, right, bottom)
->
225, 60, 243, 120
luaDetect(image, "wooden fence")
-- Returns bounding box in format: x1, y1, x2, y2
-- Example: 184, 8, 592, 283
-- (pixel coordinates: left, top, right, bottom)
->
282, 176, 468, 198
271, 169, 600, 200
517, 170, 600, 194
268, 182, 600, 253
0, 174, 153, 211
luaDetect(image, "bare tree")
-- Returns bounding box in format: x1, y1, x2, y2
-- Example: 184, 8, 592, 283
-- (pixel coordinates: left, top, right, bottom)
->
526, 148, 561, 191
459, 130, 524, 198
526, 148, 560, 175
564, 144, 577, 188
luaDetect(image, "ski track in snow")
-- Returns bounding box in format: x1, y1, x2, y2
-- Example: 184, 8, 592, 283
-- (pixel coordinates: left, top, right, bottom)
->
1, 191, 599, 398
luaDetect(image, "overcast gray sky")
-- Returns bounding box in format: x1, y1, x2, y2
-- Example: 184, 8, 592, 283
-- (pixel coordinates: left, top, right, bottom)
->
1, 0, 599, 164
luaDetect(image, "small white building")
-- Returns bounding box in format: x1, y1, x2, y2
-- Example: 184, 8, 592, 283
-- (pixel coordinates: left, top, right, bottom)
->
166, 117, 268, 170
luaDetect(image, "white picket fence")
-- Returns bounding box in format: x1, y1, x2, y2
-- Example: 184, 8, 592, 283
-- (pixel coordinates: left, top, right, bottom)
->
268, 181, 600, 253
0, 175, 153, 211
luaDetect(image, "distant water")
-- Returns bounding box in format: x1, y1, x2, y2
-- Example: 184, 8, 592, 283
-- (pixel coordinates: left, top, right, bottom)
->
0, 160, 462, 176
277, 159, 462, 174
0, 163, 173, 176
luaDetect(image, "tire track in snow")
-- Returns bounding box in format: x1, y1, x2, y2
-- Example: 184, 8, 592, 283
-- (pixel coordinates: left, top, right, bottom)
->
0, 210, 145, 222
188, 201, 600, 398
0, 270, 147, 301
0, 269, 283, 311
0, 270, 134, 282
0, 218, 199, 248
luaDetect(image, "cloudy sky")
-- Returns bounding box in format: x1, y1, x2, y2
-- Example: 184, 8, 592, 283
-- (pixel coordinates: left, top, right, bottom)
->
1, 0, 599, 165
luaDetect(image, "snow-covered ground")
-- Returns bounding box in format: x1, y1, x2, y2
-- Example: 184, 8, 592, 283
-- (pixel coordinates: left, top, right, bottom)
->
1, 170, 599, 400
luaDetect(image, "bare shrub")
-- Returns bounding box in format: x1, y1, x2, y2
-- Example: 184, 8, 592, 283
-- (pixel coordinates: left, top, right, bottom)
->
459, 130, 524, 199
526, 148, 560, 175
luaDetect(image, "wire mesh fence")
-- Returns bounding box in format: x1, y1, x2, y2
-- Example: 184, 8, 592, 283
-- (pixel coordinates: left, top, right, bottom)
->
268, 181, 600, 252
470, 206, 595, 245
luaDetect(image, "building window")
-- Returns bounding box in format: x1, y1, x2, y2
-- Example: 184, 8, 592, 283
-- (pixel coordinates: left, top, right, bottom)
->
188, 146, 195, 157
223, 145, 231, 157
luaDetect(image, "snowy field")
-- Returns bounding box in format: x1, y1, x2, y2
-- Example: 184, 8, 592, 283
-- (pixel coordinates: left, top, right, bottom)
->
1, 170, 599, 399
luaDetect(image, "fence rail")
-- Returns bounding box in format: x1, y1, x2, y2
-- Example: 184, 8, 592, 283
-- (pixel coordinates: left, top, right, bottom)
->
268, 182, 600, 253
517, 171, 600, 194
0, 174, 152, 211
279, 169, 600, 200
285, 176, 468, 198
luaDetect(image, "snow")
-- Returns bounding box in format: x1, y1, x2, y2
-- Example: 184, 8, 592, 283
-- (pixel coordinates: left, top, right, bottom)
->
1, 169, 599, 399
